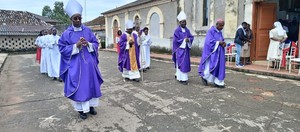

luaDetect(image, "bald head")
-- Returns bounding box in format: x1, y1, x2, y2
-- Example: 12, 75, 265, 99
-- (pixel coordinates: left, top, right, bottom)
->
216, 19, 225, 31
216, 19, 224, 24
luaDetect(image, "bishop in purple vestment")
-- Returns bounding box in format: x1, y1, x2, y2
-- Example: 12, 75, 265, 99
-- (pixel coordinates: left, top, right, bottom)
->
172, 11, 194, 85
58, 0, 103, 120
198, 19, 226, 88
118, 20, 141, 82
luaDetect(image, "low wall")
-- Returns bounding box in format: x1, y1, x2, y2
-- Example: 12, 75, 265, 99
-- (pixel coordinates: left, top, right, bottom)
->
0, 35, 37, 52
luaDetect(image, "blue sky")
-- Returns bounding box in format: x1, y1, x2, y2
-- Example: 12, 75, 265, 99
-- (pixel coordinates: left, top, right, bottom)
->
1, 0, 136, 22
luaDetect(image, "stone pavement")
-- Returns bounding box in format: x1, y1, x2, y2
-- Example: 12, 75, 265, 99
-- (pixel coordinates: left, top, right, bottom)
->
1, 51, 300, 131
0, 53, 8, 72
102, 48, 300, 80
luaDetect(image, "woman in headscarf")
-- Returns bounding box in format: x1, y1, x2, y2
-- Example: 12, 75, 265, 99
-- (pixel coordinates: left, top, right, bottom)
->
266, 21, 288, 67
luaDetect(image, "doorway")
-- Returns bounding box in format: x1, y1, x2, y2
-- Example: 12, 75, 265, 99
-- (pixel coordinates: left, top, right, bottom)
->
251, 2, 277, 61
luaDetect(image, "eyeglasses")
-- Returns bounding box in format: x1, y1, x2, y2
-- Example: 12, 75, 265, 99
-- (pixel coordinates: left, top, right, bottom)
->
72, 16, 82, 21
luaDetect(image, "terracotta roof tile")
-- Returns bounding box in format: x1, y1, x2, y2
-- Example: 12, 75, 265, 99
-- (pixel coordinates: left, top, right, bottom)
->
0, 9, 54, 35
84, 16, 105, 26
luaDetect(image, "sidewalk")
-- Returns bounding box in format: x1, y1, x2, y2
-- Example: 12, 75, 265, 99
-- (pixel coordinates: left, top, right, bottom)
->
102, 48, 300, 80
0, 53, 8, 73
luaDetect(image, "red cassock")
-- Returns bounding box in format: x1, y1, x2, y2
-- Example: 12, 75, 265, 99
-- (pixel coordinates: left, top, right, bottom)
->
36, 47, 41, 64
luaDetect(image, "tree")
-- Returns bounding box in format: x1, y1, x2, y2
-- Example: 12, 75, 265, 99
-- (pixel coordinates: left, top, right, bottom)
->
42, 5, 52, 18
42, 1, 71, 25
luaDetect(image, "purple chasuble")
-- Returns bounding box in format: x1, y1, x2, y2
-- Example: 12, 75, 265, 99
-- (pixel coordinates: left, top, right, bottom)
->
172, 26, 194, 73
58, 25, 103, 102
118, 33, 140, 72
198, 26, 226, 80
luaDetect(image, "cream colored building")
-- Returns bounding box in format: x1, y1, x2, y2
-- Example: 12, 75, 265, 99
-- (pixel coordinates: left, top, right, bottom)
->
102, 0, 300, 60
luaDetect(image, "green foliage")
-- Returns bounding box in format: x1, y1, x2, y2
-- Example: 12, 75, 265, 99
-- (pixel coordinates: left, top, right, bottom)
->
150, 46, 203, 57
42, 5, 52, 17
42, 1, 71, 25
190, 46, 202, 57
150, 46, 172, 55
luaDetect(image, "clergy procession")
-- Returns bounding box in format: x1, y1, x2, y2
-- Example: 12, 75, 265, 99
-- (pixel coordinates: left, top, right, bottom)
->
30, 0, 298, 123
35, 28, 61, 81
32, 0, 230, 120
14, 0, 300, 127
2, 0, 300, 131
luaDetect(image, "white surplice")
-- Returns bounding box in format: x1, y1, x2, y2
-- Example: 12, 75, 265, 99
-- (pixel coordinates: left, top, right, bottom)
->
48, 35, 61, 78
141, 34, 152, 68
39, 35, 48, 74
45, 35, 52, 76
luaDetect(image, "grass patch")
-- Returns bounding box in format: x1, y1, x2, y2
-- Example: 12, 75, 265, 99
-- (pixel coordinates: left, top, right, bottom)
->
150, 46, 172, 55
190, 46, 202, 57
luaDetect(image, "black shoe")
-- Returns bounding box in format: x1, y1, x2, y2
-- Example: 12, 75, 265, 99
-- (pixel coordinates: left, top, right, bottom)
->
133, 79, 140, 82
58, 79, 63, 82
124, 78, 130, 81
78, 112, 87, 119
52, 77, 57, 80
89, 107, 97, 115
175, 75, 177, 79
201, 77, 208, 86
181, 81, 188, 85
146, 67, 150, 70
214, 83, 225, 88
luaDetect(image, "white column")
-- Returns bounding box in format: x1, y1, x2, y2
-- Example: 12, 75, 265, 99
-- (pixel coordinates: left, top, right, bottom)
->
224, 0, 238, 38
244, 0, 253, 24
209, 0, 215, 27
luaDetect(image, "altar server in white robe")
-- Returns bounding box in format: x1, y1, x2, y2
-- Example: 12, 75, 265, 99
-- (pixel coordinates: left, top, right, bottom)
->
140, 27, 152, 69
39, 29, 48, 74
48, 27, 61, 80
44, 29, 53, 76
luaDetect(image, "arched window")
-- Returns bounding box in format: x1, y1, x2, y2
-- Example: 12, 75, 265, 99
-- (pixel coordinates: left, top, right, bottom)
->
134, 16, 141, 29
113, 20, 118, 28
113, 19, 119, 47
203, 0, 209, 26
149, 13, 160, 37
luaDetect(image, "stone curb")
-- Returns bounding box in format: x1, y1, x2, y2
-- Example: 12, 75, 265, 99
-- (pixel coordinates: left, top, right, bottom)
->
226, 66, 300, 80
0, 53, 8, 73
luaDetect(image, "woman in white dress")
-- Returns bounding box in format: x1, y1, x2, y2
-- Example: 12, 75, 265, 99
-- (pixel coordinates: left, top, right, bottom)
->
266, 21, 287, 67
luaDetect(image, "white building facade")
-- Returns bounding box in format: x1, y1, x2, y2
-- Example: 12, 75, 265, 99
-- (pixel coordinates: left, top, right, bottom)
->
103, 0, 300, 61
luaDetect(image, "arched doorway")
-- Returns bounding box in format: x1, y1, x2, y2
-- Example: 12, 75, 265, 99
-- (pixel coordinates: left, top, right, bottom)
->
113, 19, 119, 48
149, 13, 160, 37
133, 13, 142, 29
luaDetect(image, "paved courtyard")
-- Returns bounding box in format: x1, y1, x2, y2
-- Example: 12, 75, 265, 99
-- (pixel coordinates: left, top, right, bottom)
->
0, 51, 300, 132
